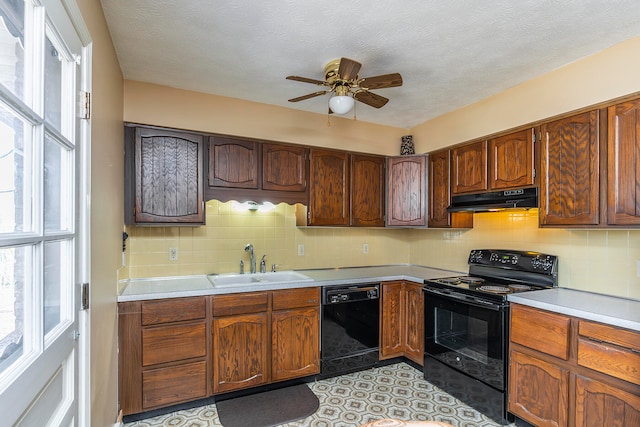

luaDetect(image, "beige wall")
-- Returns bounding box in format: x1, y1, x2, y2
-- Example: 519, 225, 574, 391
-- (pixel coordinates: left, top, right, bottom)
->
410, 35, 640, 152
123, 80, 407, 155
76, 0, 124, 425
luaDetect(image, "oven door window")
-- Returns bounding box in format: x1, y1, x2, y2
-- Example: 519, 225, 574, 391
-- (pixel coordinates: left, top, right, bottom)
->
425, 292, 507, 390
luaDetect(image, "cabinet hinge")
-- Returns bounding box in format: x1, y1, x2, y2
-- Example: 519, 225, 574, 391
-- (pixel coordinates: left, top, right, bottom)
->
532, 168, 536, 179
78, 91, 91, 120
81, 282, 90, 310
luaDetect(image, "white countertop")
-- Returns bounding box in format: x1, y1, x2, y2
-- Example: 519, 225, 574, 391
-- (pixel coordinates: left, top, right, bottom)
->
508, 288, 640, 332
118, 264, 462, 302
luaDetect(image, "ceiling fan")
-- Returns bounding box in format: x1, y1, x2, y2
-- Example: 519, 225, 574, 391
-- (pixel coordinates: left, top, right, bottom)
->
286, 57, 403, 114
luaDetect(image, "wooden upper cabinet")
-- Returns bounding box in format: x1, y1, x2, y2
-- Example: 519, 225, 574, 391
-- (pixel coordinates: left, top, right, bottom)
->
262, 143, 307, 192
126, 126, 204, 225
351, 154, 385, 226
208, 136, 259, 189
489, 128, 535, 190
428, 150, 450, 228
387, 155, 427, 226
451, 140, 487, 194
308, 149, 349, 226
608, 99, 640, 225
540, 111, 600, 226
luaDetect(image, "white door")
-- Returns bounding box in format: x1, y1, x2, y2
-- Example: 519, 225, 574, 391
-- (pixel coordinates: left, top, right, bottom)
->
0, 0, 90, 425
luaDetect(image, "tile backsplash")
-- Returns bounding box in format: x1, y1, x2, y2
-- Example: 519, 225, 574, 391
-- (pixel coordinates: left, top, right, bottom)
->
122, 202, 640, 300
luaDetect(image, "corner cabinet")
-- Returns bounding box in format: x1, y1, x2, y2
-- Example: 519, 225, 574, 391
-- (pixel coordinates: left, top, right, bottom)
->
387, 155, 427, 227
509, 303, 640, 427
124, 126, 205, 225
380, 281, 424, 365
428, 149, 473, 228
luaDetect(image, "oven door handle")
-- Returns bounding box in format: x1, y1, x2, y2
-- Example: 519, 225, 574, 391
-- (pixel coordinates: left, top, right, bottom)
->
423, 287, 507, 311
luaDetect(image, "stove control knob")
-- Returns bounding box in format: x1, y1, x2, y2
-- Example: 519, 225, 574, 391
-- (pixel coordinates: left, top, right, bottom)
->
511, 255, 519, 265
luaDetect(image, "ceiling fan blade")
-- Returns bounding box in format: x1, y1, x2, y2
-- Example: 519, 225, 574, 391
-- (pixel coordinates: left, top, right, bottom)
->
286, 75, 328, 86
358, 73, 403, 90
338, 57, 362, 81
354, 91, 389, 109
288, 91, 328, 102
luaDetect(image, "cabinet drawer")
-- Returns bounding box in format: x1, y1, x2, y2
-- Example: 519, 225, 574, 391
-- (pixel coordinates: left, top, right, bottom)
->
578, 340, 640, 386
212, 291, 268, 316
142, 322, 206, 366
141, 297, 206, 325
142, 361, 207, 409
511, 304, 571, 360
272, 287, 320, 310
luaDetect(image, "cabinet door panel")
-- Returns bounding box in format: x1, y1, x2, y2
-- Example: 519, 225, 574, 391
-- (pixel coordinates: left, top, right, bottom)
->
142, 322, 206, 366
403, 283, 424, 364
608, 99, 640, 225
308, 149, 349, 225
208, 137, 259, 188
540, 111, 600, 226
212, 313, 268, 393
142, 361, 207, 410
575, 375, 640, 427
387, 156, 426, 226
351, 154, 385, 226
380, 282, 404, 359
489, 128, 534, 190
509, 350, 569, 427
271, 307, 320, 381
452, 141, 487, 194
262, 143, 307, 191
133, 127, 204, 224
428, 150, 450, 227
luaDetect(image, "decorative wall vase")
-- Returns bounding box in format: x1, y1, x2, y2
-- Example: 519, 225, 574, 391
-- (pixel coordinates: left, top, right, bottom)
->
400, 135, 415, 155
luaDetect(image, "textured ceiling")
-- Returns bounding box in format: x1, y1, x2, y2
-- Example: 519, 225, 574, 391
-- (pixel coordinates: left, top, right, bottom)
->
101, 0, 640, 129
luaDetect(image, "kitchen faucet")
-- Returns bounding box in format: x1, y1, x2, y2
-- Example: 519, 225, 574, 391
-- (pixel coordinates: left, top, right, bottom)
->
244, 244, 256, 274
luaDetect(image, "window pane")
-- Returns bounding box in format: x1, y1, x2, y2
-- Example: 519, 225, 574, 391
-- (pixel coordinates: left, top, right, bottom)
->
0, 101, 33, 233
44, 134, 71, 233
44, 240, 71, 335
0, 0, 25, 101
44, 34, 61, 132
0, 245, 29, 374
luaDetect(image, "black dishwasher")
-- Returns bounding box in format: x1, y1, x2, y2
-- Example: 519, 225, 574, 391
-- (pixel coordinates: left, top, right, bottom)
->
320, 283, 380, 378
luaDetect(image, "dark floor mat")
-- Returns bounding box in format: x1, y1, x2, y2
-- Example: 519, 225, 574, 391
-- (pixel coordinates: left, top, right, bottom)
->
216, 383, 319, 427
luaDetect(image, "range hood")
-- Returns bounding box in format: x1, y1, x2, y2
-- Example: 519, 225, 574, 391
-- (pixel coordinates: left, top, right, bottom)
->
447, 187, 538, 213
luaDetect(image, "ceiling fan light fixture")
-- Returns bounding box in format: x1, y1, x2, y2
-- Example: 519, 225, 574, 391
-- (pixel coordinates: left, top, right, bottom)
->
328, 94, 354, 114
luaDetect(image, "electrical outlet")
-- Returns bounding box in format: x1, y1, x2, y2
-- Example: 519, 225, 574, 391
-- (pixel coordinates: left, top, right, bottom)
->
637, 260, 640, 278
298, 244, 305, 256
363, 243, 369, 254
169, 247, 178, 261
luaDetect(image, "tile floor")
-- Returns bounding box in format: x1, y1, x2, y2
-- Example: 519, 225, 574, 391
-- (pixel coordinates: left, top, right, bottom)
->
125, 362, 515, 427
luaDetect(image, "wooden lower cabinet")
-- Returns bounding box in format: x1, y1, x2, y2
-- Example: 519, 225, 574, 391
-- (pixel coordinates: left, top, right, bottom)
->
380, 281, 424, 365
271, 306, 320, 381
118, 297, 210, 415
509, 303, 640, 427
212, 312, 269, 393
120, 289, 320, 415
575, 375, 640, 427
211, 288, 320, 394
509, 349, 570, 427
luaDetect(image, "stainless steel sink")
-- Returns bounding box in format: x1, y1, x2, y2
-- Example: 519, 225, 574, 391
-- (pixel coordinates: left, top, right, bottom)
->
207, 270, 313, 288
